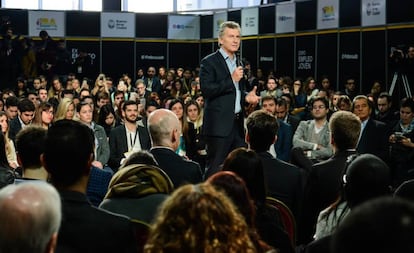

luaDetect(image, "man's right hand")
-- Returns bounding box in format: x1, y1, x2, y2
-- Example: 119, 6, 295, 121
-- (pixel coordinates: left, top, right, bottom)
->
232, 66, 244, 82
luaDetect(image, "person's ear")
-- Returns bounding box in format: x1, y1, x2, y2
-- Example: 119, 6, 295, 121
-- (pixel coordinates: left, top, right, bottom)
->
45, 232, 58, 253
245, 132, 250, 144
40, 154, 49, 173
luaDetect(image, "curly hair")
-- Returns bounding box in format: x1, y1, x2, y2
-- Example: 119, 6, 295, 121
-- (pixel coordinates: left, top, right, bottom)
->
144, 183, 257, 253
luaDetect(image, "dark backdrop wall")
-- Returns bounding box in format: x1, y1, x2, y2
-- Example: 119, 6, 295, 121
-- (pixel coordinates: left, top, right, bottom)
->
0, 0, 413, 95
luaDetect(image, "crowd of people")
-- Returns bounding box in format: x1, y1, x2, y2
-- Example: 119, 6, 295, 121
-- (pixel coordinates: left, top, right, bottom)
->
0, 22, 414, 253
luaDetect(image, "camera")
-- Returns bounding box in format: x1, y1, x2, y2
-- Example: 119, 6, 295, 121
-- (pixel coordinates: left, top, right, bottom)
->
390, 45, 407, 63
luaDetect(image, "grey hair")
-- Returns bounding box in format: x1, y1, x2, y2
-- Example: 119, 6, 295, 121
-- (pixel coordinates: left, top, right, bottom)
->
0, 181, 62, 253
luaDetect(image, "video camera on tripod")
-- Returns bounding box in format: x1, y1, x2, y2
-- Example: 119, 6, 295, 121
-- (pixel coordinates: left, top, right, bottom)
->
389, 45, 412, 98
390, 45, 407, 64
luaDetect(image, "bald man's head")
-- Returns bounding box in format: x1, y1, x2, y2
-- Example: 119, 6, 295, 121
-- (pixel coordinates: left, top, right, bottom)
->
148, 109, 181, 150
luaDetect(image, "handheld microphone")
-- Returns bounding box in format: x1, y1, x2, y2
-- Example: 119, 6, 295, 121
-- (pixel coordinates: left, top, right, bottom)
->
236, 51, 243, 67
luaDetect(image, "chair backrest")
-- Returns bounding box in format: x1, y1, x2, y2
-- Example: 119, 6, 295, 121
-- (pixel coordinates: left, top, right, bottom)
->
131, 219, 151, 253
266, 196, 296, 247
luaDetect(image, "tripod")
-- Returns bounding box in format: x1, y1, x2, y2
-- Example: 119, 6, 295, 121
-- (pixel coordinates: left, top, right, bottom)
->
389, 71, 412, 98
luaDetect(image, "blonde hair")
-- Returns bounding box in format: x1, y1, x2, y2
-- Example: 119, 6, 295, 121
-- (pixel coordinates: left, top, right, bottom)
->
54, 98, 74, 122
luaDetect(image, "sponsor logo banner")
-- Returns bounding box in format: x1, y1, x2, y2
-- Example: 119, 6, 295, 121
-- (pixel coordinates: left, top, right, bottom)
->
28, 11, 65, 37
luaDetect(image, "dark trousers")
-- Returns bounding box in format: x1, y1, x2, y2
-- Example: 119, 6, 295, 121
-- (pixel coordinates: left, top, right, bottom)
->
204, 119, 246, 178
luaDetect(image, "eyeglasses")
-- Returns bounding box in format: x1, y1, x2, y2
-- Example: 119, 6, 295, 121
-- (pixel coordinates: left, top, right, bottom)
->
312, 105, 326, 110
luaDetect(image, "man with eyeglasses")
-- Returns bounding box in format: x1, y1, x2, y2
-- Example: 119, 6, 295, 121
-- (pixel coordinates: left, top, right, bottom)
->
291, 96, 333, 171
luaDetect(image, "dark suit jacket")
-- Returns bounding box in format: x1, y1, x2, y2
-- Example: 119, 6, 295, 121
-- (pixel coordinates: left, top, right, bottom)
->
298, 149, 357, 244
200, 50, 246, 138
143, 76, 161, 95
287, 114, 300, 133
257, 151, 303, 219
109, 123, 151, 171
150, 147, 202, 187
57, 190, 137, 253
274, 119, 293, 162
8, 117, 22, 143
357, 118, 389, 162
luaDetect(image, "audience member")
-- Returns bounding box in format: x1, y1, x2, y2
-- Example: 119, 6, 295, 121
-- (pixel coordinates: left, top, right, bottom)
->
342, 77, 358, 101
276, 97, 300, 132
144, 183, 257, 253
41, 119, 138, 252
246, 110, 303, 220
331, 197, 414, 253
352, 95, 389, 162
261, 96, 294, 162
0, 111, 18, 169
299, 111, 361, 244
0, 131, 14, 187
143, 66, 161, 95
208, 171, 276, 253
305, 154, 391, 253
109, 100, 151, 171
99, 162, 174, 224
77, 101, 110, 170
32, 101, 54, 129
222, 147, 294, 253
148, 109, 202, 186
0, 182, 61, 253
375, 92, 398, 130
291, 96, 333, 171
15, 126, 48, 182
388, 98, 414, 187
4, 96, 19, 120
8, 98, 35, 142
54, 97, 75, 121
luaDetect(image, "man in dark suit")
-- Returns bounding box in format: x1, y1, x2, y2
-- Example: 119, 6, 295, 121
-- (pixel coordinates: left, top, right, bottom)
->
245, 110, 303, 220
275, 98, 300, 133
298, 111, 361, 244
8, 98, 35, 143
148, 109, 203, 186
109, 100, 151, 171
41, 120, 137, 253
200, 21, 260, 177
143, 66, 161, 96
262, 95, 293, 162
353, 95, 389, 162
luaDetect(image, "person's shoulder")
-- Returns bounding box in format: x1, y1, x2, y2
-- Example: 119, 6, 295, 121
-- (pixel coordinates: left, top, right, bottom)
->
111, 124, 125, 133
84, 204, 132, 228
201, 50, 220, 62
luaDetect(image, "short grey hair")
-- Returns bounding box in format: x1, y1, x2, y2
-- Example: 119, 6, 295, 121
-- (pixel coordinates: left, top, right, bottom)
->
218, 21, 241, 39
0, 182, 62, 253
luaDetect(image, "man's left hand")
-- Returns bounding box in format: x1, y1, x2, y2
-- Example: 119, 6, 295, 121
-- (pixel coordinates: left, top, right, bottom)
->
245, 86, 260, 105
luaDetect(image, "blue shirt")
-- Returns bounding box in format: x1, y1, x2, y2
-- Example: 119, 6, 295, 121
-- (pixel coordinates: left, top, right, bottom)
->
219, 47, 241, 113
